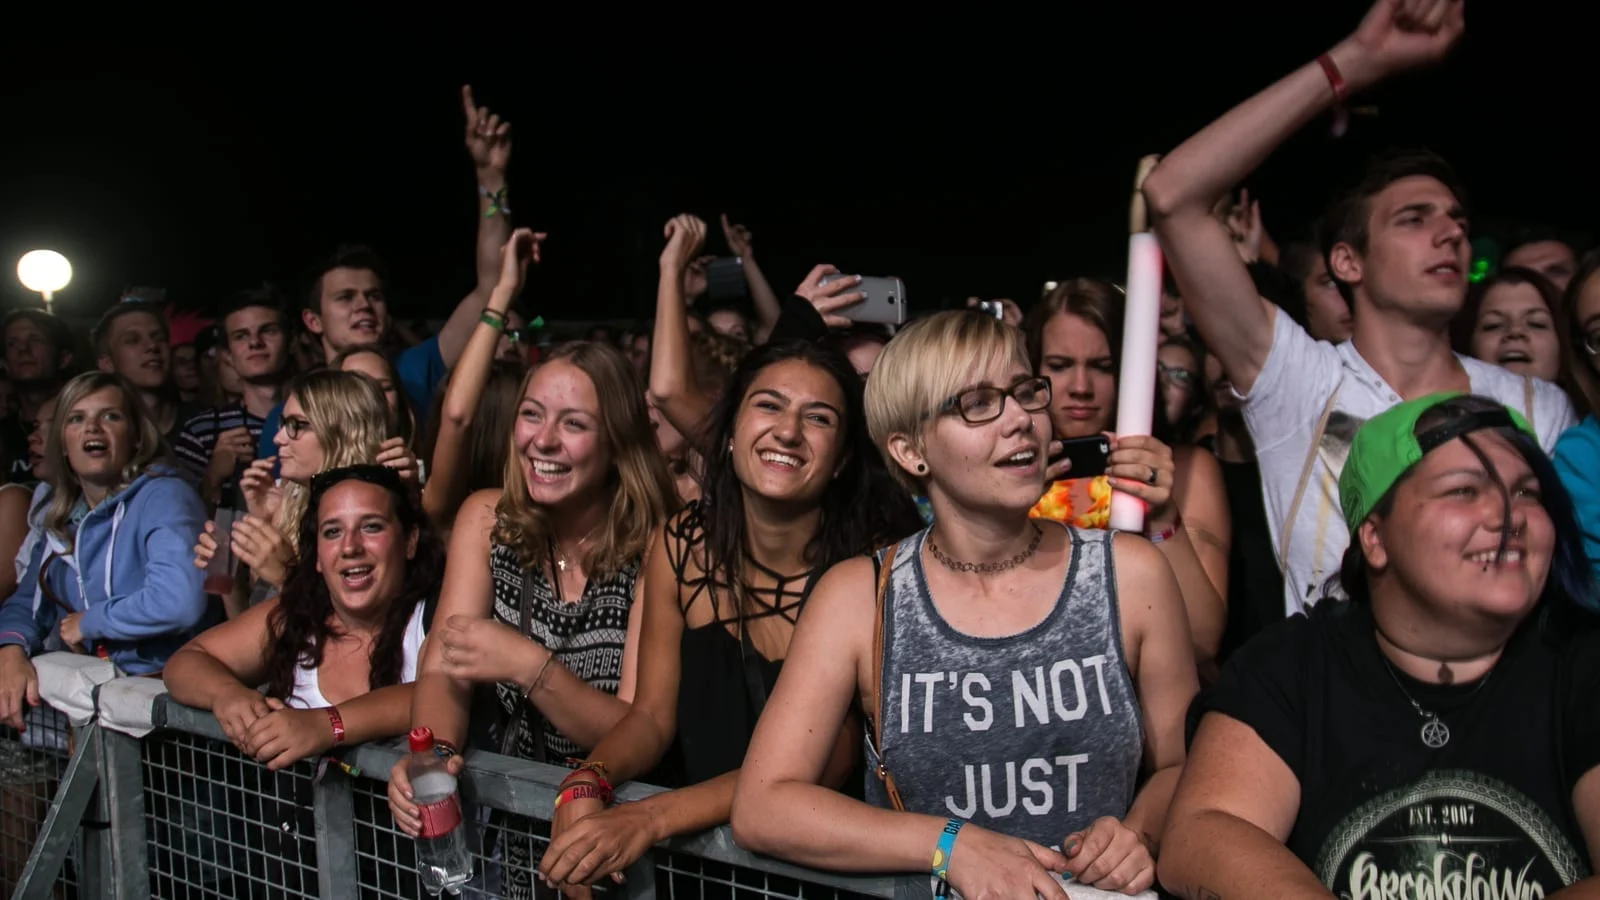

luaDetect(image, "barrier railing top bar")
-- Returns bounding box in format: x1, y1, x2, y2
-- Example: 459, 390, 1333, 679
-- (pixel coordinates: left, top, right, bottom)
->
153, 694, 902, 897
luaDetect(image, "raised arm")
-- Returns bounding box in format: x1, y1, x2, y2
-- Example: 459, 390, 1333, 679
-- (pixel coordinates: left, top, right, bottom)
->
434, 85, 516, 368
720, 214, 783, 342
1142, 0, 1463, 393
424, 228, 543, 527
649, 215, 715, 439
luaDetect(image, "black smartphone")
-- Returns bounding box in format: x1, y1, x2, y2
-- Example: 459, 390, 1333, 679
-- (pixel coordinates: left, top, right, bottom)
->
1048, 435, 1110, 480
705, 256, 748, 301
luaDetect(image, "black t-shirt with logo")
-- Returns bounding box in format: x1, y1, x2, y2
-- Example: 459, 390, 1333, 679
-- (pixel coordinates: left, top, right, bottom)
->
1, 415, 34, 486
1203, 599, 1599, 896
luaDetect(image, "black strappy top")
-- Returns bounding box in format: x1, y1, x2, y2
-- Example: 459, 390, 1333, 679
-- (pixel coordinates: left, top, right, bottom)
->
664, 501, 818, 788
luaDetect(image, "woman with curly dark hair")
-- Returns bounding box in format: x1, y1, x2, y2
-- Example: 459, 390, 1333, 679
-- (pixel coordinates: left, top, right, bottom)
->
164, 463, 444, 770
538, 338, 923, 890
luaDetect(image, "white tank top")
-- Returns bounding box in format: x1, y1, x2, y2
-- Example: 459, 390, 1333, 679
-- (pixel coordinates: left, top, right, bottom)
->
286, 602, 427, 710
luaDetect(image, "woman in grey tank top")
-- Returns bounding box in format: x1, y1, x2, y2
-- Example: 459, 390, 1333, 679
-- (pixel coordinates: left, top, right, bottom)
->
734, 311, 1199, 898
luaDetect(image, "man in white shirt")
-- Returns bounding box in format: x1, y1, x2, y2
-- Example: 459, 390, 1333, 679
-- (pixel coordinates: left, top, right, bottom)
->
1141, 0, 1574, 615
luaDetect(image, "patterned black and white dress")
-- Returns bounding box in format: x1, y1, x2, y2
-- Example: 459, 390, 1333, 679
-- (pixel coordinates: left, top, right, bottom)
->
486, 540, 638, 899
489, 540, 636, 761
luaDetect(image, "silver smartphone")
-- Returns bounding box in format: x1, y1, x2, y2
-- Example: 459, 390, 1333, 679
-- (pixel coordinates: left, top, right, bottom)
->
819, 274, 907, 326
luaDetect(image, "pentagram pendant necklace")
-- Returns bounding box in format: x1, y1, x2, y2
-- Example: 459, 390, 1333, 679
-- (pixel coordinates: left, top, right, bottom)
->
1379, 655, 1491, 750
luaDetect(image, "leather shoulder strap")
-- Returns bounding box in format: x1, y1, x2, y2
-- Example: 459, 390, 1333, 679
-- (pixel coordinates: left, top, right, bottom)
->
867, 542, 905, 811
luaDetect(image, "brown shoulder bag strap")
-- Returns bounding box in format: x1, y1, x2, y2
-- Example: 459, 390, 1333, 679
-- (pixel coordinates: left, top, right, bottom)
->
867, 542, 905, 811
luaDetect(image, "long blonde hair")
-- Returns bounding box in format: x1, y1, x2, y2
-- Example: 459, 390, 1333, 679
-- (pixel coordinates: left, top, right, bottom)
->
274, 369, 395, 550
43, 373, 170, 547
493, 342, 675, 576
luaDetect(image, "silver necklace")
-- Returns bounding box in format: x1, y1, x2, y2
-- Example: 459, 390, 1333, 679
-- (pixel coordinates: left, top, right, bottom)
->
1378, 655, 1491, 749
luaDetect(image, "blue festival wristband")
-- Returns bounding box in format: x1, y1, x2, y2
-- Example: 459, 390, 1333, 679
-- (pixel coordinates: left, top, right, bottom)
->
931, 818, 964, 897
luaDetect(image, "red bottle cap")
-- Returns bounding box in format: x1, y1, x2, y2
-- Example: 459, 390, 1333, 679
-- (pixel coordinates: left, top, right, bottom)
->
408, 726, 434, 753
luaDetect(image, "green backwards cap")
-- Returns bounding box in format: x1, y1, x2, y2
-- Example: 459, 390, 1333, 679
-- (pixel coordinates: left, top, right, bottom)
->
1338, 392, 1536, 531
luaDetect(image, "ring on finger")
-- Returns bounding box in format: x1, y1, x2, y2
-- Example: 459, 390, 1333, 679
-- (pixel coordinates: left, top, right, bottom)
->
1146, 465, 1158, 485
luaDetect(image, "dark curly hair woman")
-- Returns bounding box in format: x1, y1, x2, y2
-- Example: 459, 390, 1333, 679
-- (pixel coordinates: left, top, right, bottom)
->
165, 463, 446, 768
540, 338, 924, 890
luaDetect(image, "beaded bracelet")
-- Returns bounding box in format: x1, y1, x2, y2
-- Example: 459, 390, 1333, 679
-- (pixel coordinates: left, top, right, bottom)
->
559, 767, 614, 803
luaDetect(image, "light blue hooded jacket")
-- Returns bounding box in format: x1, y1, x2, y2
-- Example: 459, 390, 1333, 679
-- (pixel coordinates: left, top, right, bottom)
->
0, 466, 210, 674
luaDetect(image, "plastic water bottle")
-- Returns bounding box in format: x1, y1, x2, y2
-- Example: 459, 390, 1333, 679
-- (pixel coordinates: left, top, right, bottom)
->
407, 727, 472, 895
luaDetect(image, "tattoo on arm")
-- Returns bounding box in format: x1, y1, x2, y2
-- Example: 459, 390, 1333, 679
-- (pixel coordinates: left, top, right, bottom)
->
1185, 524, 1231, 553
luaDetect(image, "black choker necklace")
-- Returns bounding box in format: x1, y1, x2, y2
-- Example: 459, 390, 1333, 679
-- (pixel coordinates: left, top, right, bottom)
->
927, 524, 1042, 574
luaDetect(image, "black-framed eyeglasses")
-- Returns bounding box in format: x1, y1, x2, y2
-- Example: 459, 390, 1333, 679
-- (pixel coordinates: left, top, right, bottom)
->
1157, 361, 1198, 388
938, 376, 1052, 425
281, 415, 313, 440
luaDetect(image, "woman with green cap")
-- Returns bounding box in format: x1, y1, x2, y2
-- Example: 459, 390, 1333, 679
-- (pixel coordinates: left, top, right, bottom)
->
1158, 392, 1600, 899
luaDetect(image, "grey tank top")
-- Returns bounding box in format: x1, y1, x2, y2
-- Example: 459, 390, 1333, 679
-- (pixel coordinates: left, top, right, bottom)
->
865, 524, 1144, 849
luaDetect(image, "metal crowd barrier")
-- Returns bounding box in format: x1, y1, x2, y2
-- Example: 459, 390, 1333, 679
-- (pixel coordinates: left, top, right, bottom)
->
7, 654, 1149, 900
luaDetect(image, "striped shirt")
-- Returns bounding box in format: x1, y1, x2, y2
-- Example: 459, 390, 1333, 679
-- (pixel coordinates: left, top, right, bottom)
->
172, 403, 266, 489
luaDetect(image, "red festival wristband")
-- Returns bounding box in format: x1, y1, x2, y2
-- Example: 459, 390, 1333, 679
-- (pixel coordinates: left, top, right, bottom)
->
1316, 53, 1349, 106
554, 782, 613, 810
326, 706, 346, 746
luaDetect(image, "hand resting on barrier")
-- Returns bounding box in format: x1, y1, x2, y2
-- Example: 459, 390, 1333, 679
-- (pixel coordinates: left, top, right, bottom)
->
243, 698, 344, 770
0, 644, 40, 731
212, 683, 276, 751
540, 795, 649, 891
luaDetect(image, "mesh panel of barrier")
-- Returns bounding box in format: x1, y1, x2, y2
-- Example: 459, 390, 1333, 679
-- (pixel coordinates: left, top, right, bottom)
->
141, 728, 319, 900
1, 709, 81, 898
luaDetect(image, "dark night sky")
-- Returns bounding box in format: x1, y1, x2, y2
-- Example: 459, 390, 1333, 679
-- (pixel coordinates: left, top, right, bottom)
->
0, 5, 1590, 327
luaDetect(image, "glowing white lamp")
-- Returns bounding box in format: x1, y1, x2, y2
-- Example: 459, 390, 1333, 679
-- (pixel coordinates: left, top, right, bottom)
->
17, 250, 72, 314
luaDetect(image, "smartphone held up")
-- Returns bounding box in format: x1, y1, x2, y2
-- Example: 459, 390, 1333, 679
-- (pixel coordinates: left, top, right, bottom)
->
1048, 435, 1111, 481
820, 273, 906, 326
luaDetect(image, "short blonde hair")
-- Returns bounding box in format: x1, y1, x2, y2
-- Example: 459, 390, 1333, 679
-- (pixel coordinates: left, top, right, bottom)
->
864, 310, 1030, 492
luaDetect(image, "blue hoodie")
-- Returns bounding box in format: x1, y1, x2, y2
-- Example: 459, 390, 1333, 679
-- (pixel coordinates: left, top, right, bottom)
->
0, 466, 209, 675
